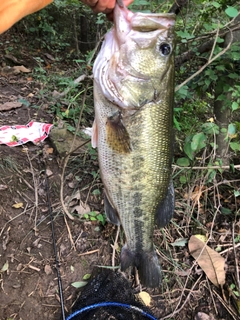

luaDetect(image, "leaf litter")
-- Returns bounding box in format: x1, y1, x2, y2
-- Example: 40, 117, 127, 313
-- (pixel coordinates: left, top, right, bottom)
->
188, 235, 226, 287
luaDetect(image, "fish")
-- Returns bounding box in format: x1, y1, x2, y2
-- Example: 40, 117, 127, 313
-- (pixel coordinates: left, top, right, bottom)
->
92, 3, 175, 288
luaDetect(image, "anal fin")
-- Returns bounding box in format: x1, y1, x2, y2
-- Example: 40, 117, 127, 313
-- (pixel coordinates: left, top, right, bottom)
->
155, 179, 175, 228
104, 192, 121, 226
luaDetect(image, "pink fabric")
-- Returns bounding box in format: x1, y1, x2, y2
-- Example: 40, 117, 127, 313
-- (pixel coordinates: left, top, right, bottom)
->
0, 121, 53, 147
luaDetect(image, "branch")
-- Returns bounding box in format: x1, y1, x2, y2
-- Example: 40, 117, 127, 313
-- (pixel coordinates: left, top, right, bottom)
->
175, 27, 233, 92
175, 20, 240, 67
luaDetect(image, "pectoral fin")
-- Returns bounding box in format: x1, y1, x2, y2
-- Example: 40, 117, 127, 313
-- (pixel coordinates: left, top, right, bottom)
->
104, 192, 121, 226
155, 179, 175, 228
91, 119, 98, 148
106, 111, 131, 154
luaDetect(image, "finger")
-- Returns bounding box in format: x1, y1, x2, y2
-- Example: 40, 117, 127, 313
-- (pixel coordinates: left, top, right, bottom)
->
81, 0, 98, 7
124, 0, 134, 5
92, 0, 115, 13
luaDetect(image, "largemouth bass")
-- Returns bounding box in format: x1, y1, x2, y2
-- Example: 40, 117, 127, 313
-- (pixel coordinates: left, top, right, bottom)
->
92, 3, 175, 288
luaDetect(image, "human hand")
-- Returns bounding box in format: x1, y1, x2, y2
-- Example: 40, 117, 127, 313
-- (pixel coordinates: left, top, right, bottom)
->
81, 0, 133, 15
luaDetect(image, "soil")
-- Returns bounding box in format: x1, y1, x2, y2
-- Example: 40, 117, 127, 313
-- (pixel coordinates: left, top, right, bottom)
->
0, 36, 240, 320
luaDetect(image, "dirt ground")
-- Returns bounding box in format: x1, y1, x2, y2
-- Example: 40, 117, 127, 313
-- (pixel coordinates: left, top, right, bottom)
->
0, 48, 240, 320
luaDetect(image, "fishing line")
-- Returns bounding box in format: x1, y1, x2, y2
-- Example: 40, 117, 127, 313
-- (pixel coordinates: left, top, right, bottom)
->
66, 302, 158, 320
45, 169, 66, 320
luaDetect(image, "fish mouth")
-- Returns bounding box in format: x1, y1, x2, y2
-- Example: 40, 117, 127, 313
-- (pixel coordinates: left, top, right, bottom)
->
114, 4, 175, 42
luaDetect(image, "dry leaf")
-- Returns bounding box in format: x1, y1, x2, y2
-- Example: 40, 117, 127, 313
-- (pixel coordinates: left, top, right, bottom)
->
0, 101, 22, 111
188, 235, 226, 287
13, 65, 31, 73
0, 184, 8, 190
12, 202, 24, 209
175, 269, 191, 277
1, 261, 9, 272
44, 53, 55, 61
44, 264, 52, 275
46, 147, 54, 154
137, 291, 152, 307
73, 201, 91, 215
194, 312, 211, 320
68, 182, 76, 189
46, 168, 53, 176
194, 234, 207, 243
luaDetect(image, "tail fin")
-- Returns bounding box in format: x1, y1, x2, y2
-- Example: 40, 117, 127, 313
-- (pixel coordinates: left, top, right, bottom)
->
120, 245, 162, 288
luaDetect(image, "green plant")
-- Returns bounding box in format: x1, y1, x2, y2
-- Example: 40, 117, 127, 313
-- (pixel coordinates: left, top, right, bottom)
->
83, 211, 106, 225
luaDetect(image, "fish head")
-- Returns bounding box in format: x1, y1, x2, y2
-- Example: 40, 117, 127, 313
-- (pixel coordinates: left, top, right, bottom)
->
93, 4, 175, 109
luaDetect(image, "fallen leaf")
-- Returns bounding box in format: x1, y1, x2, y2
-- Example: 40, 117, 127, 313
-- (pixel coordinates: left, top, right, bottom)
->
175, 269, 191, 277
0, 101, 22, 111
2, 226, 10, 250
194, 234, 207, 243
0, 184, 8, 190
44, 53, 55, 61
12, 202, 24, 209
188, 235, 226, 287
16, 263, 23, 271
33, 238, 41, 247
1, 261, 9, 272
46, 168, 53, 176
194, 312, 211, 320
44, 264, 52, 275
73, 201, 91, 215
46, 148, 53, 154
71, 281, 88, 288
170, 238, 188, 247
136, 291, 152, 307
82, 273, 91, 280
13, 65, 31, 73
68, 182, 76, 189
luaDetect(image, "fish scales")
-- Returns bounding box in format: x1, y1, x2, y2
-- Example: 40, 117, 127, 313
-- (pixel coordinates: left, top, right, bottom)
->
92, 3, 175, 287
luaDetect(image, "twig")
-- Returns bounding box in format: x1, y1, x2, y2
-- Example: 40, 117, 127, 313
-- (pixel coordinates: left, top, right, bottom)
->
60, 83, 90, 221
25, 149, 39, 235
112, 225, 120, 267
28, 264, 41, 272
209, 21, 220, 63
172, 164, 240, 170
59, 84, 90, 251
216, 243, 240, 255
53, 74, 91, 99
52, 34, 102, 99
206, 278, 218, 315
63, 214, 76, 251
161, 275, 203, 319
87, 35, 104, 66
0, 204, 28, 238
16, 174, 34, 191
78, 249, 99, 256
213, 289, 238, 320
232, 221, 240, 292
209, 178, 222, 240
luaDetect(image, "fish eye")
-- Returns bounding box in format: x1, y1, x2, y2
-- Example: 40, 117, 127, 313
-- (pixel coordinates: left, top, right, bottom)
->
159, 42, 172, 56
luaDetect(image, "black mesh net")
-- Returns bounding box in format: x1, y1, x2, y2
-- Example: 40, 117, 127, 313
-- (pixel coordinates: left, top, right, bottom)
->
67, 268, 156, 320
